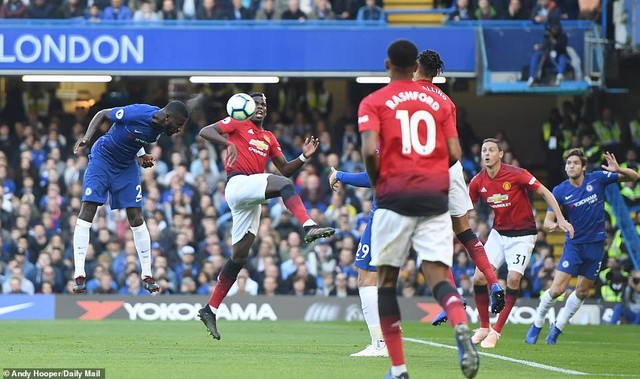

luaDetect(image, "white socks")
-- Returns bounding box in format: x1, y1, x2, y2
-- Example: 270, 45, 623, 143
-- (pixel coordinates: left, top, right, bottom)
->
73, 219, 92, 278
556, 292, 584, 330
303, 219, 316, 227
131, 222, 152, 278
533, 290, 557, 328
359, 286, 383, 343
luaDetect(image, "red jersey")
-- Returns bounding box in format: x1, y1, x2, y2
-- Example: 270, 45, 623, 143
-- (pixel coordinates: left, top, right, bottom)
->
468, 163, 541, 236
358, 80, 458, 216
217, 116, 282, 176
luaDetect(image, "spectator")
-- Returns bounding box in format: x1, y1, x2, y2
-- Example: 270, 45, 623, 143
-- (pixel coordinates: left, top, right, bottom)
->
86, 4, 103, 21
527, 19, 570, 86
103, 0, 133, 19
474, 0, 498, 19
255, 0, 280, 18
158, 0, 183, 19
58, 0, 86, 18
611, 270, 640, 325
281, 0, 307, 20
448, 0, 474, 21
500, 0, 528, 19
530, 0, 560, 23
356, 0, 385, 23
27, 0, 55, 18
308, 0, 335, 19
0, 0, 28, 18
134, 0, 160, 20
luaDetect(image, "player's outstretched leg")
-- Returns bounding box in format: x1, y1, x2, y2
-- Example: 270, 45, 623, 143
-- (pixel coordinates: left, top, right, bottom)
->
455, 323, 480, 379
198, 306, 220, 340
525, 324, 543, 344
432, 270, 467, 326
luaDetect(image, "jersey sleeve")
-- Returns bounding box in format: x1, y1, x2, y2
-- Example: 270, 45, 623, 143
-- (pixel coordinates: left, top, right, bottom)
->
336, 171, 371, 188
357, 96, 380, 134
217, 117, 236, 134
267, 131, 283, 159
109, 104, 155, 122
518, 168, 542, 191
598, 170, 620, 185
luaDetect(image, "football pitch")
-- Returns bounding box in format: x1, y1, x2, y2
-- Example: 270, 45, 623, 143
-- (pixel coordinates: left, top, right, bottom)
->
1, 320, 638, 379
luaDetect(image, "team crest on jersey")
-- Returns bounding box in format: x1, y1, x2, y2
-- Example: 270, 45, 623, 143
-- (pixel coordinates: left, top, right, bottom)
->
502, 181, 511, 190
586, 184, 593, 192
562, 260, 569, 268
115, 109, 124, 120
85, 187, 92, 196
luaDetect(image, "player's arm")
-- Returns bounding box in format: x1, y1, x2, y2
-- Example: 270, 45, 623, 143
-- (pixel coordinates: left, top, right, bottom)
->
361, 130, 379, 187
329, 167, 370, 191
535, 184, 574, 238
73, 108, 113, 154
199, 122, 238, 166
601, 151, 640, 183
446, 137, 462, 166
271, 136, 319, 177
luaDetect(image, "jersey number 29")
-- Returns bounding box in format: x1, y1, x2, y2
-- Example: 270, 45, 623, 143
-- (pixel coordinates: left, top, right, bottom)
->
396, 110, 436, 156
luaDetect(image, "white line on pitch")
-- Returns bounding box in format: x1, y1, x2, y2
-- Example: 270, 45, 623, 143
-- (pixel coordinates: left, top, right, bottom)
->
403, 337, 636, 377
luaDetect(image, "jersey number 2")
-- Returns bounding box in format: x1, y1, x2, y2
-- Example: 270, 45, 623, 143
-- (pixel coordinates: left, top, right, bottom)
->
396, 110, 436, 156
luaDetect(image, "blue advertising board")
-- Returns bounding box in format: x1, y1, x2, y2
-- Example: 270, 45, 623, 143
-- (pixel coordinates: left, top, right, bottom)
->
0, 21, 476, 75
0, 294, 55, 320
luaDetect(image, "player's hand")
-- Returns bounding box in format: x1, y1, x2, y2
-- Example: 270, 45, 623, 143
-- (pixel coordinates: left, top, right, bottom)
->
601, 151, 621, 173
329, 167, 340, 191
226, 142, 237, 167
73, 137, 89, 155
302, 136, 320, 158
558, 219, 574, 239
138, 154, 155, 168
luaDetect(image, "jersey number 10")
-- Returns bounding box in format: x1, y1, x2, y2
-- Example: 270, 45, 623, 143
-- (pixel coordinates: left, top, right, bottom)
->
396, 110, 437, 156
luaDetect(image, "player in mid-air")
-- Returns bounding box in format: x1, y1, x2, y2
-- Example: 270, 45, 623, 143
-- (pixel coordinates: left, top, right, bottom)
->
468, 138, 573, 348
413, 49, 505, 326
526, 149, 638, 344
359, 39, 479, 379
197, 92, 335, 340
328, 165, 387, 357
72, 100, 190, 293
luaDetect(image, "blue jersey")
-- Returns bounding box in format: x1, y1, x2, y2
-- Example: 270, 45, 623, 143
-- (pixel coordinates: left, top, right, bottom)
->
551, 171, 619, 244
335, 171, 377, 212
91, 104, 162, 169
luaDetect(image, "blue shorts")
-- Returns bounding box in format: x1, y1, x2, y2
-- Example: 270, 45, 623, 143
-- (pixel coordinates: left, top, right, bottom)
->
557, 240, 605, 281
354, 215, 376, 272
82, 155, 142, 210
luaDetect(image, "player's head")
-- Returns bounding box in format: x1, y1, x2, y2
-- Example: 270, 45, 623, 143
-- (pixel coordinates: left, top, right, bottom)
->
564, 148, 587, 179
159, 100, 189, 136
385, 39, 418, 78
481, 138, 504, 168
414, 49, 445, 81
250, 92, 267, 124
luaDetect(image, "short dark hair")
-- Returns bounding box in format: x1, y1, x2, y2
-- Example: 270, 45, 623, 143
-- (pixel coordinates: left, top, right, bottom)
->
482, 138, 502, 150
387, 39, 418, 68
565, 148, 587, 166
164, 100, 188, 120
417, 49, 445, 77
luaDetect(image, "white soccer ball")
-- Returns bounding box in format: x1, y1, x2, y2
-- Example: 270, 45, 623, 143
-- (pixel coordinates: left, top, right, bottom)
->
226, 93, 256, 121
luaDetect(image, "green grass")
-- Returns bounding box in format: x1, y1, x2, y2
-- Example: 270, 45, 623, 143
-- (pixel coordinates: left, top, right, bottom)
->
1, 320, 639, 379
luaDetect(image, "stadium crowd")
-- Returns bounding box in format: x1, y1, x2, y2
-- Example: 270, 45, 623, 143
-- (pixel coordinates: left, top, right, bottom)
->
0, 0, 601, 23
0, 79, 638, 321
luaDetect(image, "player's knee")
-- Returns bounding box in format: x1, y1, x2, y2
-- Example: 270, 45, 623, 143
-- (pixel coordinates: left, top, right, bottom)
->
126, 209, 144, 226
575, 287, 590, 300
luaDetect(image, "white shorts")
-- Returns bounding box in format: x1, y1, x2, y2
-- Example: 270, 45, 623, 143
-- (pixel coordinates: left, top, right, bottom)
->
448, 161, 473, 218
225, 173, 270, 244
484, 229, 537, 275
371, 209, 453, 268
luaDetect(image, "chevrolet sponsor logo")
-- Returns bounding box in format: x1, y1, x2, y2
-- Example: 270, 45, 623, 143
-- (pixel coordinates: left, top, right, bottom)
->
487, 193, 509, 203
249, 139, 269, 151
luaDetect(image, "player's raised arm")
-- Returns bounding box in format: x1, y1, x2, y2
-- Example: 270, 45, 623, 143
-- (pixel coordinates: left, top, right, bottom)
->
271, 136, 319, 177
602, 151, 640, 183
535, 184, 574, 238
199, 122, 238, 167
73, 108, 113, 154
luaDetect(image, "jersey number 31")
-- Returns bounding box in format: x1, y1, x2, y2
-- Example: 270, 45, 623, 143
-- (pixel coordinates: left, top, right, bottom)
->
396, 110, 436, 156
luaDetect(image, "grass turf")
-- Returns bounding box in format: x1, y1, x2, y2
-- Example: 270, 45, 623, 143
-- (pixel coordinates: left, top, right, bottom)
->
1, 320, 639, 379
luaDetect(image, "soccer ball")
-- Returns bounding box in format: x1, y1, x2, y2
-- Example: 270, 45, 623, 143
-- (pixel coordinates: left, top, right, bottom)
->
226, 93, 256, 121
